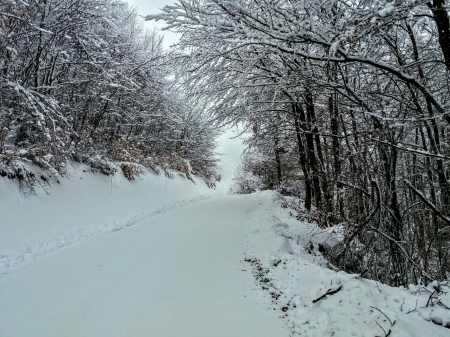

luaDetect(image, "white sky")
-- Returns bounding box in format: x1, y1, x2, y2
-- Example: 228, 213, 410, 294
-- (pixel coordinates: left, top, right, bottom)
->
127, 0, 180, 49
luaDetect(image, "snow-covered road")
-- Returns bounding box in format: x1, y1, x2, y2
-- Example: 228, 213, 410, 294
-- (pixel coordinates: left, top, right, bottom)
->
0, 194, 287, 337
2, 178, 449, 337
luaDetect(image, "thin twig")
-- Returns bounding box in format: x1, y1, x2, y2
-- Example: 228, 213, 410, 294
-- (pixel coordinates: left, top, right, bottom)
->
370, 306, 395, 326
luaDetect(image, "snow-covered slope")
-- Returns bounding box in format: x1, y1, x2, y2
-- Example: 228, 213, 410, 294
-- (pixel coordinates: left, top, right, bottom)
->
242, 192, 450, 336
0, 164, 215, 275
0, 127, 246, 274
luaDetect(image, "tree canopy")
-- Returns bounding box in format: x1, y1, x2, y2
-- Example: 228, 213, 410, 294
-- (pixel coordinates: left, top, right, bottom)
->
150, 0, 450, 285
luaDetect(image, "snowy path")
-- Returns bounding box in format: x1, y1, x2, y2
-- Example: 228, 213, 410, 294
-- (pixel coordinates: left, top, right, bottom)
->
0, 195, 287, 337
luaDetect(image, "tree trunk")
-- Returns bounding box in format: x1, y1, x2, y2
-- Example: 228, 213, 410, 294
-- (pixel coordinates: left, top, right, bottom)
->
428, 0, 450, 71
306, 90, 331, 217
298, 97, 322, 209
293, 104, 312, 211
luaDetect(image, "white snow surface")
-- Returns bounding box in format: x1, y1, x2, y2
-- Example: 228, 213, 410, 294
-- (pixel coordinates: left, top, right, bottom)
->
1, 170, 450, 336
0, 177, 287, 337
0, 164, 215, 275
243, 193, 450, 336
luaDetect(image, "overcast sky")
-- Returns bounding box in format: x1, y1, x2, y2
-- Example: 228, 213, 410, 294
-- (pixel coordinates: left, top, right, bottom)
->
127, 0, 180, 49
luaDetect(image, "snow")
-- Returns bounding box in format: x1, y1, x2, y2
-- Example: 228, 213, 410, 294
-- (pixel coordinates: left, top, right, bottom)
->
379, 3, 395, 17
242, 192, 450, 336
0, 193, 288, 337
0, 164, 215, 275
0, 129, 245, 275
215, 127, 245, 193
1, 164, 449, 336
330, 40, 339, 55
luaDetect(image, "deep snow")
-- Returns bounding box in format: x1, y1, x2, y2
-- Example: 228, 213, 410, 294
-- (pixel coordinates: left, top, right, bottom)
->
0, 128, 244, 275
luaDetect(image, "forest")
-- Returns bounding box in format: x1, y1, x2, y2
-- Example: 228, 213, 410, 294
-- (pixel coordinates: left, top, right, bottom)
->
2, 0, 450, 288
0, 0, 219, 190
150, 0, 450, 286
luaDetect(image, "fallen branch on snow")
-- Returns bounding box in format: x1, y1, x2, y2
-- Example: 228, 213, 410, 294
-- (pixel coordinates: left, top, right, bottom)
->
312, 285, 343, 303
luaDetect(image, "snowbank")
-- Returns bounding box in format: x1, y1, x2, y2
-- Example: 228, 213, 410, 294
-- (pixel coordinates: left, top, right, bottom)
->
0, 163, 216, 274
242, 191, 450, 336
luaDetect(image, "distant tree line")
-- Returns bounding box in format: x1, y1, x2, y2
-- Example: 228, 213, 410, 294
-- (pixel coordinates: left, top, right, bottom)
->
152, 0, 450, 285
0, 0, 219, 189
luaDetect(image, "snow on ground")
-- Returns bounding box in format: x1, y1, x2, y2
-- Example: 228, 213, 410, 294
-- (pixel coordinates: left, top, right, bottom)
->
242, 191, 450, 336
1, 162, 449, 336
0, 129, 246, 274
0, 193, 288, 337
0, 164, 215, 275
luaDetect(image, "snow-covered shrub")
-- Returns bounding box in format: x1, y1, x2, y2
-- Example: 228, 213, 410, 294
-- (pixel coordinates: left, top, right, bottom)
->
229, 149, 265, 194
277, 179, 303, 197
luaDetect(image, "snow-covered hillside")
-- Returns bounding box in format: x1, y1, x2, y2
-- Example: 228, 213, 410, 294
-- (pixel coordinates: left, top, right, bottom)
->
0, 127, 245, 275
0, 165, 215, 275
